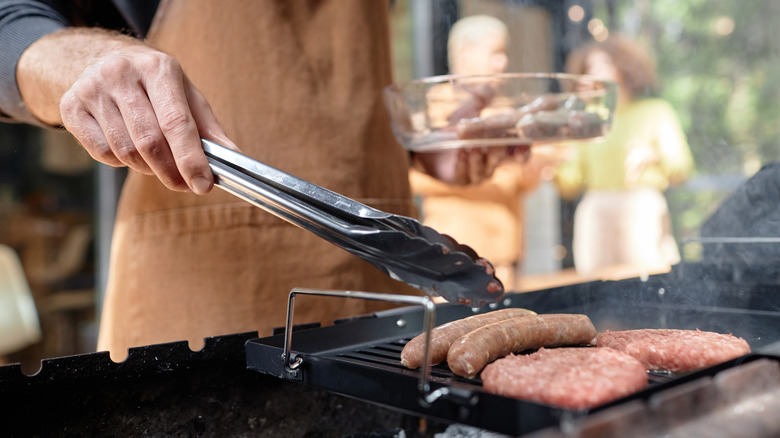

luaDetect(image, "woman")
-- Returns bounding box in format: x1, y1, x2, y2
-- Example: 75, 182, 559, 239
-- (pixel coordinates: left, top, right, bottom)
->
556, 34, 694, 277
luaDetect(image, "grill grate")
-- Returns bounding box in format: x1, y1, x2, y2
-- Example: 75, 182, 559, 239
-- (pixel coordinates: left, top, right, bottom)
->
328, 340, 683, 388
247, 331, 766, 436
329, 339, 487, 384
247, 276, 780, 435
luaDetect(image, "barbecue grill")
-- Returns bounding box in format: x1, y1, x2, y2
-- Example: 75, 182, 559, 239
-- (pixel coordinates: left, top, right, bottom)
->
245, 267, 780, 436
1, 262, 779, 437
4, 169, 780, 437
242, 164, 780, 436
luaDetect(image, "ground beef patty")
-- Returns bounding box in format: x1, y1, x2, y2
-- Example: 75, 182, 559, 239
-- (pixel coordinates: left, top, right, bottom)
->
596, 329, 751, 373
481, 347, 647, 410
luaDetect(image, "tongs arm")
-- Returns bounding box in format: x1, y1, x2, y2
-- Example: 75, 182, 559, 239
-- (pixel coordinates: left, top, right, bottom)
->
204, 140, 387, 227
206, 146, 358, 238
201, 139, 504, 307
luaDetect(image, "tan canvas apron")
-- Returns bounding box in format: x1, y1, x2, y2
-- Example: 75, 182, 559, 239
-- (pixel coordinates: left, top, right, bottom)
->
97, 0, 418, 355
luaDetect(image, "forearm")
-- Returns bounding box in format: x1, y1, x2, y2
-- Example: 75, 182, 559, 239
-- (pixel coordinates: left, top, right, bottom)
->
17, 26, 144, 126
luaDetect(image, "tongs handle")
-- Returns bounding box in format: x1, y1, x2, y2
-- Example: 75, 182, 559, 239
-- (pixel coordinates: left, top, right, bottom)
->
203, 139, 386, 227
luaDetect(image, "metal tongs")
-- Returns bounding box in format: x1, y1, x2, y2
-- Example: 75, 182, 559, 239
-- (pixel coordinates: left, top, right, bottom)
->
202, 139, 505, 307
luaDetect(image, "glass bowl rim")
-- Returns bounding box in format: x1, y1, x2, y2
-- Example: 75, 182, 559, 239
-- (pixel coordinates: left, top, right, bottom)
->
385, 72, 618, 91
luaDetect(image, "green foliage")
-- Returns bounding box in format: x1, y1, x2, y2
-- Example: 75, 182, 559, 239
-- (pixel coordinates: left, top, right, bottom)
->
604, 0, 780, 243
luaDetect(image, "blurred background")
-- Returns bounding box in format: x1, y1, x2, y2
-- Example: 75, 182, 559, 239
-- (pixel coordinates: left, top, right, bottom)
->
0, 0, 775, 368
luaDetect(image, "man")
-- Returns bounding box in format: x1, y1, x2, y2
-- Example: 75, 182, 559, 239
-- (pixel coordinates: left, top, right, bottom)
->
410, 15, 545, 289
0, 1, 512, 356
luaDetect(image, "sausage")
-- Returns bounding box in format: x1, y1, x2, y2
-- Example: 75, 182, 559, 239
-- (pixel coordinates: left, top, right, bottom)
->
516, 110, 569, 140
455, 93, 566, 140
456, 111, 521, 140
446, 83, 496, 124
446, 313, 597, 378
566, 110, 606, 139
400, 308, 536, 369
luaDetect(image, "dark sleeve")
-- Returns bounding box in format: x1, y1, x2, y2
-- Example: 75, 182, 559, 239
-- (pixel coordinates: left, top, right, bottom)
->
0, 0, 69, 125
112, 0, 159, 38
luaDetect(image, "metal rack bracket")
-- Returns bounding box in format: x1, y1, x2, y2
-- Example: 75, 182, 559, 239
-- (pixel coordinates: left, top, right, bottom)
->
282, 288, 438, 393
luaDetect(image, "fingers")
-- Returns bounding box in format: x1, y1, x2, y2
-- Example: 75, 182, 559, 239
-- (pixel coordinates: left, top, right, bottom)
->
507, 145, 532, 162
143, 59, 212, 194
415, 146, 521, 185
412, 149, 458, 183
112, 86, 172, 178
463, 149, 483, 184
452, 147, 511, 185
484, 147, 504, 176
60, 93, 123, 168
59, 48, 233, 195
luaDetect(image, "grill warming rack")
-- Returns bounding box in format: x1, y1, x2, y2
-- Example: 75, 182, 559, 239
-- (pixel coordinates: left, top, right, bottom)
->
280, 289, 438, 394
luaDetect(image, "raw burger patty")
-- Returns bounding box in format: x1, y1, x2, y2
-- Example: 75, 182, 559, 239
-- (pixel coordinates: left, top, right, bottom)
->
481, 347, 647, 410
596, 329, 751, 373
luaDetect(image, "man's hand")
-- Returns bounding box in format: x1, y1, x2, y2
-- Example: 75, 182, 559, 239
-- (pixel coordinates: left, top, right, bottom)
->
412, 145, 530, 186
412, 81, 531, 185
17, 28, 236, 195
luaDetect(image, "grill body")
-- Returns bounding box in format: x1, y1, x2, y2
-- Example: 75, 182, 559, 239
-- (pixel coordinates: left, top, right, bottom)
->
3, 266, 780, 436
247, 270, 780, 435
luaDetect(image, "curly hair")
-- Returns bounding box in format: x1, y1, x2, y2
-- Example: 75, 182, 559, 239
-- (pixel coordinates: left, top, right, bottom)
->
565, 34, 658, 98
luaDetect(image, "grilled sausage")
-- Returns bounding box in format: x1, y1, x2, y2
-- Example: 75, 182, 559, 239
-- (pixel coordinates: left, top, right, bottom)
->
400, 308, 536, 369
446, 313, 597, 378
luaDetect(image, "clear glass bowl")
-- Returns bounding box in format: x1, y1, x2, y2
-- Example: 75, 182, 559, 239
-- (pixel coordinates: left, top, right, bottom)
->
383, 73, 618, 152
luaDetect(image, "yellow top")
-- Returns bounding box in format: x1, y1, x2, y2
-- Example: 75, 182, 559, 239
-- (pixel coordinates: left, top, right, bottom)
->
555, 98, 694, 199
